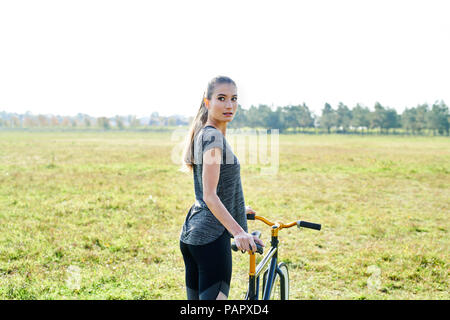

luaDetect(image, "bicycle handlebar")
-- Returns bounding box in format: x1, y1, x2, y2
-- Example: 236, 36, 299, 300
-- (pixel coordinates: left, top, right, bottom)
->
231, 230, 264, 254
297, 220, 321, 231
231, 242, 264, 254
246, 213, 321, 231
232, 214, 321, 254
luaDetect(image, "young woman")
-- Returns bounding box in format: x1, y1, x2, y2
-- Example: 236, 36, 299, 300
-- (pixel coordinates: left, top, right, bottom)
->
179, 75, 264, 300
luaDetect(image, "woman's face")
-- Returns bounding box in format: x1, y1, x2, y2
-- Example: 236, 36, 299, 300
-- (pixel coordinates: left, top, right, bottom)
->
205, 83, 238, 123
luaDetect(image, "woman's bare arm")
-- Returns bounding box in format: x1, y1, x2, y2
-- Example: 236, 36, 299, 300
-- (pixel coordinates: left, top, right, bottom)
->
202, 147, 261, 252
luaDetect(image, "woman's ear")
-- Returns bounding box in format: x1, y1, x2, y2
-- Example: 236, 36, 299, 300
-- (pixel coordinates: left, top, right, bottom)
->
204, 98, 209, 109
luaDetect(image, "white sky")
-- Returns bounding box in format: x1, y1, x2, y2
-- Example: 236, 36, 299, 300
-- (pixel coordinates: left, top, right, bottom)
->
0, 0, 449, 118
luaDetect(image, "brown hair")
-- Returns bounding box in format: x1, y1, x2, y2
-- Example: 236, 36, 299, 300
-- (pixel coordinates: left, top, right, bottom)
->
180, 75, 236, 172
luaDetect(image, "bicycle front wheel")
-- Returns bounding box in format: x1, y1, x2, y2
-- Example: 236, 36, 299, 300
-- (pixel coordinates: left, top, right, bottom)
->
268, 262, 289, 300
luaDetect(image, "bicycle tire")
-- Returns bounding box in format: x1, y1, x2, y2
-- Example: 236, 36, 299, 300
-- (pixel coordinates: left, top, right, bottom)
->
263, 262, 289, 300
277, 262, 289, 300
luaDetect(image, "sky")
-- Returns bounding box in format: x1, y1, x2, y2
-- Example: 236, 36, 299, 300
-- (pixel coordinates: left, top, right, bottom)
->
0, 0, 449, 118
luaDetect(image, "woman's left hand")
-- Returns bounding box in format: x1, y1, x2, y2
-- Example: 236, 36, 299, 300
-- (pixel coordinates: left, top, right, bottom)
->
245, 205, 256, 215
244, 205, 265, 249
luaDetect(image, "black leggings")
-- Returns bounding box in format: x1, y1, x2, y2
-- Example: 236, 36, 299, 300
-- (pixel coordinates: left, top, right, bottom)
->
180, 231, 232, 300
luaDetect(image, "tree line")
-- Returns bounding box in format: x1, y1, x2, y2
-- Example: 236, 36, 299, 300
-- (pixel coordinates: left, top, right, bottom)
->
229, 100, 449, 135
1, 100, 449, 135
0, 112, 189, 130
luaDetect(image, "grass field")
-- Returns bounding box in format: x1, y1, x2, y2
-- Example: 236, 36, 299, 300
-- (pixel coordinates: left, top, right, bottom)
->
0, 130, 448, 300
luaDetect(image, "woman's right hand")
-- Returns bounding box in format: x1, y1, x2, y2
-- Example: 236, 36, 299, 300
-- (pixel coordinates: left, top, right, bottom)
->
234, 230, 262, 253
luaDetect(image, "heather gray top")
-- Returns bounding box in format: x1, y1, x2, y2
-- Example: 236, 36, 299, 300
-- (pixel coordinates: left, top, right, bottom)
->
180, 125, 247, 245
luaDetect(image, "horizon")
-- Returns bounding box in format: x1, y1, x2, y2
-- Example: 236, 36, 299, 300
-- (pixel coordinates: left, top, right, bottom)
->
0, 98, 448, 119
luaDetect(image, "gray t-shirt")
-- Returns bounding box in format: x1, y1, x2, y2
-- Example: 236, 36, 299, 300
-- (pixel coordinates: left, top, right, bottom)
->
180, 125, 248, 245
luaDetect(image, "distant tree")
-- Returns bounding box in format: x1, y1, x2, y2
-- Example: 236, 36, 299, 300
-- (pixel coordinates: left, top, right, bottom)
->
351, 103, 371, 134
415, 104, 429, 134
257, 104, 273, 128
336, 102, 352, 133
149, 112, 160, 126
116, 115, 124, 130
230, 105, 247, 128
11, 116, 21, 128
283, 105, 299, 129
61, 117, 70, 127
401, 104, 429, 135
97, 117, 110, 130
268, 106, 286, 132
384, 108, 400, 134
24, 116, 38, 128
128, 115, 139, 127
401, 107, 417, 134
38, 115, 49, 127
427, 100, 449, 135
49, 116, 58, 127
168, 116, 177, 126
297, 103, 315, 130
320, 103, 336, 133
246, 105, 262, 128
370, 102, 386, 133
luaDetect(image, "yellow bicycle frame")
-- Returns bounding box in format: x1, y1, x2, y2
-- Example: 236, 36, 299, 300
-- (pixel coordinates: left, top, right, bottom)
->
248, 215, 297, 276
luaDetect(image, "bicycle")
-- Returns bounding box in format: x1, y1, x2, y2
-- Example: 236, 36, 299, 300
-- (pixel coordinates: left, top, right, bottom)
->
231, 213, 321, 300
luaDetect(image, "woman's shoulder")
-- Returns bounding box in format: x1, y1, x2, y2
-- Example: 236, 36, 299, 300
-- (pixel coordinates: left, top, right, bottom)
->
202, 125, 223, 135
195, 125, 217, 137
198, 126, 224, 141
193, 126, 224, 155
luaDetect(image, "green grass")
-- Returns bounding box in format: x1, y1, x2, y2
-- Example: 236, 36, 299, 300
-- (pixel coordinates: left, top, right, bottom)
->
0, 131, 448, 299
